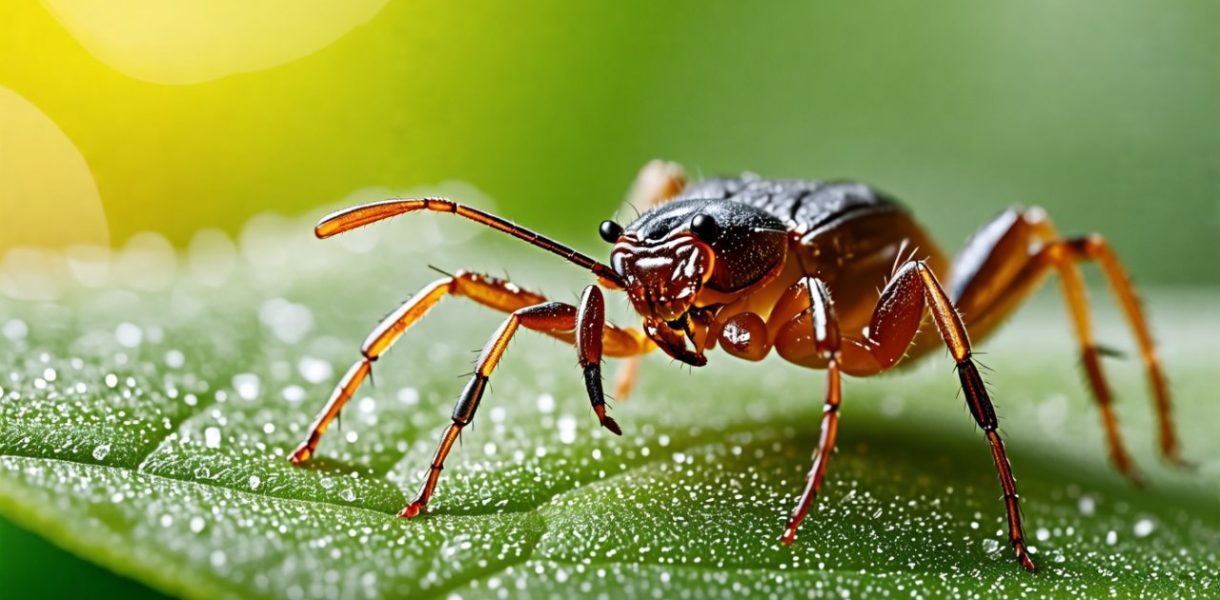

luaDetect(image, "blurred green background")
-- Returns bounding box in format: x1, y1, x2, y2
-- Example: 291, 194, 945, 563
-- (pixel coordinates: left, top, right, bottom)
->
1, 0, 1217, 596
2, 1, 1218, 282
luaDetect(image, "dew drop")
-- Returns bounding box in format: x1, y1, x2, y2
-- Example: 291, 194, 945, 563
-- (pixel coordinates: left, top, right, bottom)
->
165, 349, 185, 368
537, 393, 556, 413
982, 538, 1001, 555
260, 298, 314, 343
339, 488, 356, 502
489, 406, 507, 423
92, 443, 111, 461
557, 415, 578, 445
281, 384, 305, 403
248, 475, 261, 490
115, 322, 143, 347
190, 516, 206, 533
298, 357, 333, 384
232, 373, 261, 400
2, 319, 29, 341
1133, 518, 1155, 538
397, 387, 419, 406
204, 426, 222, 449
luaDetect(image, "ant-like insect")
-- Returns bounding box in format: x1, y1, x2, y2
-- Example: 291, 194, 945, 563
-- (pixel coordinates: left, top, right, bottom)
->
288, 160, 1185, 571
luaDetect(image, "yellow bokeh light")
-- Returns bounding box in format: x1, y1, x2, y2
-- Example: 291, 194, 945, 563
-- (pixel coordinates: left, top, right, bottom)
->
0, 85, 109, 254
41, 0, 390, 85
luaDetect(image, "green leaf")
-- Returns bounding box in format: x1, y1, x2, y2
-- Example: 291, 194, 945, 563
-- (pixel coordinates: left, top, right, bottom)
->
2, 218, 1218, 598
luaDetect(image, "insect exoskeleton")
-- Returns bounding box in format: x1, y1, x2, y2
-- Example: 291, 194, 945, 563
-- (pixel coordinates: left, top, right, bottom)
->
287, 161, 1186, 574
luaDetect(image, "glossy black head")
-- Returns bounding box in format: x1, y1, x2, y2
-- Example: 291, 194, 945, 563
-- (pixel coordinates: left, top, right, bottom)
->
600, 198, 788, 321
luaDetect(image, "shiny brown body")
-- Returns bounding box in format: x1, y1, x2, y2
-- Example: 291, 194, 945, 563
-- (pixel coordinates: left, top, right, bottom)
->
286, 161, 1183, 573
663, 176, 952, 374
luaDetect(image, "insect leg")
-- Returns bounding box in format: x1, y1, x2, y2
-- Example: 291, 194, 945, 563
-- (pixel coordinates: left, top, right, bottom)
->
1066, 234, 1183, 467
576, 286, 627, 434
871, 261, 1036, 572
289, 277, 456, 464
399, 300, 647, 517
768, 277, 843, 544
951, 207, 1181, 474
290, 272, 645, 464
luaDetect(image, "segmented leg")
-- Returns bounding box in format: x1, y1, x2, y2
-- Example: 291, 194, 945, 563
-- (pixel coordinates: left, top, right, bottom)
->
950, 207, 1182, 474
768, 277, 843, 544
577, 286, 622, 434
400, 297, 645, 517
1071, 234, 1181, 465
289, 272, 646, 464
868, 260, 1035, 571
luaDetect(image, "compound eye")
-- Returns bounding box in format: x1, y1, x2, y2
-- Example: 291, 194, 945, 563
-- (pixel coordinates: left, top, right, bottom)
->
599, 220, 623, 243
690, 214, 720, 243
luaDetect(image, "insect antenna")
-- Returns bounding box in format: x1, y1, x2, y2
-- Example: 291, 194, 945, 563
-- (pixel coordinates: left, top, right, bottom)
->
316, 197, 624, 285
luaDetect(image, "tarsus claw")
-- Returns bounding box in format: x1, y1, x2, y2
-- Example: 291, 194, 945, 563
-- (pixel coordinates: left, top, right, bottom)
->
1015, 544, 1037, 572
288, 444, 313, 465
398, 500, 425, 519
601, 415, 622, 436
780, 526, 797, 545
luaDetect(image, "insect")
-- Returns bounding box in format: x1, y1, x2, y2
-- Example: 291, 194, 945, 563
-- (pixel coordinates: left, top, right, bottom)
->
288, 160, 1184, 571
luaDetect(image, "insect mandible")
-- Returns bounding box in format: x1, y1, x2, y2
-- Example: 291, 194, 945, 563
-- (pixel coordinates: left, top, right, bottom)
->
287, 160, 1186, 572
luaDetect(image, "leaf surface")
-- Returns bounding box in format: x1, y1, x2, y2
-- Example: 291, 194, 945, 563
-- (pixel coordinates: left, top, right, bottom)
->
2, 218, 1217, 598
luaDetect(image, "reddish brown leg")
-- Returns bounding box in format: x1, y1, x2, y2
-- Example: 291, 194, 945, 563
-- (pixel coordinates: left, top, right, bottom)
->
768, 277, 843, 544
400, 296, 648, 517
950, 207, 1183, 474
869, 260, 1036, 571
1070, 235, 1182, 466
577, 286, 623, 434
290, 272, 645, 464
